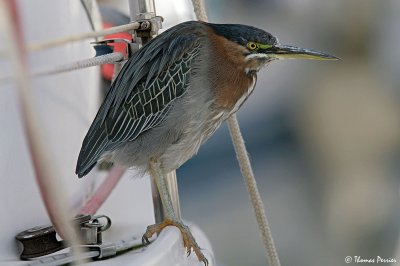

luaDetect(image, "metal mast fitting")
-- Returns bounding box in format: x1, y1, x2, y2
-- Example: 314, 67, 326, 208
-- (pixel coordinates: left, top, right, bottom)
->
129, 0, 163, 45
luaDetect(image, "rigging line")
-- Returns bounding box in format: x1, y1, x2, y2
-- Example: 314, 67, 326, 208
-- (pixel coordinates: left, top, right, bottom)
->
29, 22, 140, 52
0, 0, 85, 263
79, 165, 127, 215
33, 52, 124, 78
0, 22, 140, 58
190, 0, 281, 265
227, 117, 281, 266
0, 52, 124, 83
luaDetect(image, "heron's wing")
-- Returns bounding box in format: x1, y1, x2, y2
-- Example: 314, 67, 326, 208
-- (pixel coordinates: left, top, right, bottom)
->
76, 24, 202, 177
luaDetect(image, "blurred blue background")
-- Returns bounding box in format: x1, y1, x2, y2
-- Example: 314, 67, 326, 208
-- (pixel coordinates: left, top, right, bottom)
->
174, 0, 400, 265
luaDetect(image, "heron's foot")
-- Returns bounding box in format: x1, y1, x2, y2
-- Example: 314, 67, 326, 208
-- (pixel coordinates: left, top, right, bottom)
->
142, 219, 208, 265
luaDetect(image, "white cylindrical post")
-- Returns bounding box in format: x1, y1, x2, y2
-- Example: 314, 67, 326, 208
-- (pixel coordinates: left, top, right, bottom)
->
128, 0, 181, 223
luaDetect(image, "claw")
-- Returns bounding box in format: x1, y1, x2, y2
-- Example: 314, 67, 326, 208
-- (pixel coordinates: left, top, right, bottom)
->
142, 235, 150, 246
142, 219, 208, 264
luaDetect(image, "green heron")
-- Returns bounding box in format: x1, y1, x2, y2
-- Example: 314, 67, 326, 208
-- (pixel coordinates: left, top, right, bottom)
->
76, 21, 336, 264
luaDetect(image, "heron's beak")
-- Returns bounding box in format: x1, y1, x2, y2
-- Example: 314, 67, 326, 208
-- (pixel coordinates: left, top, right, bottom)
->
266, 44, 339, 60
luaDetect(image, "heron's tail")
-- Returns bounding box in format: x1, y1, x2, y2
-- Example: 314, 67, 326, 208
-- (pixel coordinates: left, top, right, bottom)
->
76, 122, 108, 178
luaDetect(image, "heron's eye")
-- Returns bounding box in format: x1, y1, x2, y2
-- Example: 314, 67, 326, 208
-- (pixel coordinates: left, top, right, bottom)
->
247, 42, 258, 50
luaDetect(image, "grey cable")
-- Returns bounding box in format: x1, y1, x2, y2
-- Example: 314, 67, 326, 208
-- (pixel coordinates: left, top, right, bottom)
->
190, 1, 281, 265
29, 23, 140, 52
0, 52, 124, 83
0, 1, 85, 264
191, 0, 209, 21
227, 117, 281, 266
0, 22, 140, 58
33, 52, 124, 78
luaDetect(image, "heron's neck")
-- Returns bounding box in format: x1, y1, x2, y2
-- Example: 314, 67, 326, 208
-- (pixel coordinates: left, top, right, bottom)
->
206, 31, 255, 110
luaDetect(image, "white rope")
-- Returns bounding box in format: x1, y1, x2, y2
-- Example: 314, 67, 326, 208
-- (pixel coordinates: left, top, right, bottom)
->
191, 0, 209, 21
33, 52, 124, 78
0, 52, 124, 83
190, 1, 281, 265
0, 0, 84, 263
227, 118, 281, 266
0, 22, 140, 58
28, 22, 140, 52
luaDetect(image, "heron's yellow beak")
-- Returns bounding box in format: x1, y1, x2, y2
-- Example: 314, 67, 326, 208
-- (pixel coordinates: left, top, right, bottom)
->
266, 44, 339, 60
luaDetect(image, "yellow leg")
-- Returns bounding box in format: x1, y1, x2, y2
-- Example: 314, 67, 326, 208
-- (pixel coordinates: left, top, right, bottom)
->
143, 161, 208, 265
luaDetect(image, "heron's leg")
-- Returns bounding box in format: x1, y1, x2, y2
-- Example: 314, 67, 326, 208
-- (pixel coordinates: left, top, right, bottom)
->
142, 160, 208, 265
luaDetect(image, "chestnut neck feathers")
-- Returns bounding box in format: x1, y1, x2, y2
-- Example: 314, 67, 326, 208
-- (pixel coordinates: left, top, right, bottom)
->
207, 29, 256, 110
